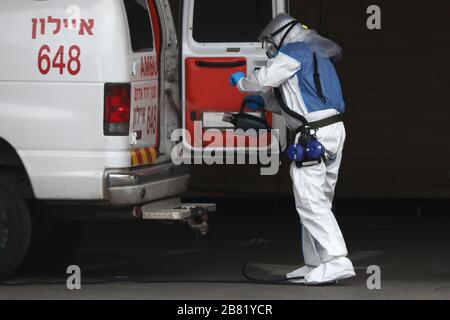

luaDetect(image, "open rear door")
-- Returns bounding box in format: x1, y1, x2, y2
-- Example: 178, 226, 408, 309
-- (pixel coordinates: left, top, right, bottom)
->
181, 0, 287, 154
123, 0, 161, 167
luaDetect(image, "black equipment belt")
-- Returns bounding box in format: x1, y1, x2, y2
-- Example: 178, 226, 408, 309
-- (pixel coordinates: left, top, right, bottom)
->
295, 113, 344, 134
273, 88, 344, 133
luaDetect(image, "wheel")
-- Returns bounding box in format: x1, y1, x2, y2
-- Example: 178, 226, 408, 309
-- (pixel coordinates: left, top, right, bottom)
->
0, 173, 32, 279
20, 202, 83, 272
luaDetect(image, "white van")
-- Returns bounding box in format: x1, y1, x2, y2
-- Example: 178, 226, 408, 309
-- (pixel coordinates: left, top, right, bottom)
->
0, 0, 290, 278
0, 0, 210, 278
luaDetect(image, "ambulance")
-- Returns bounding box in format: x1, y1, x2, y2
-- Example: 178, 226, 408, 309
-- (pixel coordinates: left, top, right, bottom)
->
0, 0, 289, 278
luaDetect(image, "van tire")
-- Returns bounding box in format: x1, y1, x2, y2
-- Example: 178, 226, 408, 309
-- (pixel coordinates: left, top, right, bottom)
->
0, 173, 32, 279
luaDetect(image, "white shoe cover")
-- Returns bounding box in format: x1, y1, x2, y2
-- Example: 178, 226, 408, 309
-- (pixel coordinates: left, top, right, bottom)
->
286, 266, 313, 284
304, 257, 356, 285
286, 265, 313, 279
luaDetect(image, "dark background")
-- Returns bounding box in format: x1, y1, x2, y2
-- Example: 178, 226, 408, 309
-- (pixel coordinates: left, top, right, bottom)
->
170, 0, 450, 199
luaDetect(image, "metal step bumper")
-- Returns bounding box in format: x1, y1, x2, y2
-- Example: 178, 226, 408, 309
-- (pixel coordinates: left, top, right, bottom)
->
134, 198, 217, 235
105, 164, 190, 206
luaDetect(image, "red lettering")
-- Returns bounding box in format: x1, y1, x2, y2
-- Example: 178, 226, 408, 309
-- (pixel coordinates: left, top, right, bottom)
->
37, 44, 81, 76
32, 17, 95, 39
39, 18, 46, 36
140, 56, 158, 77
79, 19, 94, 36
31, 18, 38, 39
38, 45, 51, 75
52, 46, 66, 74
48, 16, 62, 35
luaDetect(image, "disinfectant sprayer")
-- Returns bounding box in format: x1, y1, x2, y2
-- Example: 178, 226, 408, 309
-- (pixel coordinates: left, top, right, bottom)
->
223, 97, 270, 132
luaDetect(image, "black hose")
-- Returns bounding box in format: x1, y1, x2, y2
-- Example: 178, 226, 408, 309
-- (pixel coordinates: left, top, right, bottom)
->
240, 141, 305, 285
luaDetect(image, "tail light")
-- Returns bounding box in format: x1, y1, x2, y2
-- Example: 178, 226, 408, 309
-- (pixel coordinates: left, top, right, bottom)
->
104, 83, 131, 136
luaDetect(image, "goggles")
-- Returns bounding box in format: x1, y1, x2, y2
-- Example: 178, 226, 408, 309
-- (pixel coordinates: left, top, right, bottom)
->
261, 36, 279, 58
261, 20, 305, 58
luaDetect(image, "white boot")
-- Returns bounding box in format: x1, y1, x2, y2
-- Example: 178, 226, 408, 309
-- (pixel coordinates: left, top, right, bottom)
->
304, 257, 356, 285
286, 265, 314, 283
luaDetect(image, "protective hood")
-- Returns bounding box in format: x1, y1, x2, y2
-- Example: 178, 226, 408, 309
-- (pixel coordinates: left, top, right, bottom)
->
259, 13, 342, 59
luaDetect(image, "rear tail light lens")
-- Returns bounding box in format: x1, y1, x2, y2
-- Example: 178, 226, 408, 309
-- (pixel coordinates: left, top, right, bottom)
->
104, 83, 131, 136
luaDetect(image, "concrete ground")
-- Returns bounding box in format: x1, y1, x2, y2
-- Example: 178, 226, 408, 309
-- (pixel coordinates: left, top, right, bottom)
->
1, 198, 450, 300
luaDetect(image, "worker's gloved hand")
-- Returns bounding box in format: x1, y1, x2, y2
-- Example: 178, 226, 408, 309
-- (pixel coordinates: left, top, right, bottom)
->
229, 72, 245, 87
243, 95, 265, 111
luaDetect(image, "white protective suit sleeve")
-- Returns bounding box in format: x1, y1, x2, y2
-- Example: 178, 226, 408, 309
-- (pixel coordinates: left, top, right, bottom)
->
237, 52, 301, 116
237, 52, 301, 92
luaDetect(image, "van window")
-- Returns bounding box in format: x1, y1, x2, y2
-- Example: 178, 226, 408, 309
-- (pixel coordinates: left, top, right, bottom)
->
124, 0, 154, 52
192, 0, 273, 43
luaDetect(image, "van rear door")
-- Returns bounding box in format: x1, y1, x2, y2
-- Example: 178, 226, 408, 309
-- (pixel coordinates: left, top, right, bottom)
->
181, 0, 287, 153
123, 0, 161, 166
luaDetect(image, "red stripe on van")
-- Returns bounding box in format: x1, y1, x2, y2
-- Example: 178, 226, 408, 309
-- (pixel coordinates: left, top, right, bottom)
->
144, 147, 153, 162
135, 149, 144, 164
147, 0, 161, 153
147, 0, 161, 70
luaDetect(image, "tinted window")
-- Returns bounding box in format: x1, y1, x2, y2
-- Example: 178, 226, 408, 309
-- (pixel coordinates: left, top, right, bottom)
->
193, 0, 273, 43
124, 0, 154, 52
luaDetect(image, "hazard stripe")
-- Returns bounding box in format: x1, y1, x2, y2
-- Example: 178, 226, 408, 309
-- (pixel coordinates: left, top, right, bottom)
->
149, 148, 157, 162
130, 147, 158, 167
144, 148, 153, 163
131, 151, 139, 166
135, 149, 144, 164
141, 149, 149, 164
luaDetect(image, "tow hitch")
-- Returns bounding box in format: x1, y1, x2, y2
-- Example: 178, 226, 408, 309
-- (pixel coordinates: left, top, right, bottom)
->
133, 198, 216, 236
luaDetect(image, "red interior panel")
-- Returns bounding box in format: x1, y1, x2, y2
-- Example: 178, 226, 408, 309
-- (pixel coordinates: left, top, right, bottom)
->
185, 57, 272, 149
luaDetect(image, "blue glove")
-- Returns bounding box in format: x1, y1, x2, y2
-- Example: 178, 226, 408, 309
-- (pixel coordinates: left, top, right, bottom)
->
243, 95, 265, 111
229, 72, 245, 87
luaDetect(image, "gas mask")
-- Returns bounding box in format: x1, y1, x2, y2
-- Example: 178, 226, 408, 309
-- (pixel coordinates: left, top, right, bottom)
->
261, 20, 302, 59
261, 36, 279, 58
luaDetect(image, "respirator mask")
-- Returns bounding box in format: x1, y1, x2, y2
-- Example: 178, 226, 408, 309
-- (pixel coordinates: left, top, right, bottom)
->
261, 36, 279, 59
261, 20, 302, 59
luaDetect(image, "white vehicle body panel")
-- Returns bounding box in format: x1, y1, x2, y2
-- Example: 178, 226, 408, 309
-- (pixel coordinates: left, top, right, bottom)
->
0, 0, 183, 202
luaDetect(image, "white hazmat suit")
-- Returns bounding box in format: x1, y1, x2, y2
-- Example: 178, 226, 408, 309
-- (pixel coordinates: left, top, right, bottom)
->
236, 14, 355, 285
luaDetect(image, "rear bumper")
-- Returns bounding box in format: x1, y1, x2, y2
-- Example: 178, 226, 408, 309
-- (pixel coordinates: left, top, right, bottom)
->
105, 163, 190, 206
